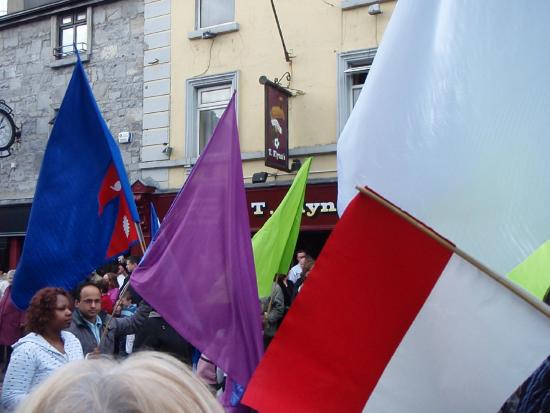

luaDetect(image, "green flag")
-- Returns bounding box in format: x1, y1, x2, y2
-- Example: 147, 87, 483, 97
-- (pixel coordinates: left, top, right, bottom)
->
508, 239, 550, 300
252, 158, 312, 297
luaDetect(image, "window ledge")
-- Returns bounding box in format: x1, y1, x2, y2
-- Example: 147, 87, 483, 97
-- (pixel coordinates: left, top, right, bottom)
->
139, 159, 192, 170
341, 0, 378, 10
50, 52, 90, 69
187, 22, 239, 40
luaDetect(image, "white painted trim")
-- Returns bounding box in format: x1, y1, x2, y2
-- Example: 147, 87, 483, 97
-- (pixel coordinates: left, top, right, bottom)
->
341, 0, 376, 10
187, 22, 239, 40
336, 48, 377, 137
185, 71, 239, 159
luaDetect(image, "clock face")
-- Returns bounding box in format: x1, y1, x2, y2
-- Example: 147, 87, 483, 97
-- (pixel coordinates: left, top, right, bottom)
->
0, 110, 16, 151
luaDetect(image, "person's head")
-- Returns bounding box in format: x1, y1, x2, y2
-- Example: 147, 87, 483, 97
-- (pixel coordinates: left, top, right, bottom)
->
302, 255, 315, 273
274, 273, 287, 283
126, 256, 141, 273
117, 263, 127, 275
296, 249, 307, 266
301, 255, 315, 280
26, 287, 73, 335
16, 351, 224, 413
97, 279, 110, 295
103, 273, 118, 290
120, 290, 133, 308
6, 269, 15, 284
74, 282, 102, 322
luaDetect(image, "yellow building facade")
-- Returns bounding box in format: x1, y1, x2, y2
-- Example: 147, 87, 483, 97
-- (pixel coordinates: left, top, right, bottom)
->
140, 0, 395, 189
138, 0, 395, 253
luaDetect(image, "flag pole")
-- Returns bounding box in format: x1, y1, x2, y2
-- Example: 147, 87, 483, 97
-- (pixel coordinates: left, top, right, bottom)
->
135, 222, 147, 254
355, 186, 550, 318
93, 280, 131, 356
94, 222, 147, 354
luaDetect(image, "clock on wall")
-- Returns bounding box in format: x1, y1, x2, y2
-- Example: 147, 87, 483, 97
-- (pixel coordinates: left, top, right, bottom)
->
0, 100, 20, 158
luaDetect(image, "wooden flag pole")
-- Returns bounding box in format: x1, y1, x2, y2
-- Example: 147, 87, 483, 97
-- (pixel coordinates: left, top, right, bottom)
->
135, 222, 147, 255
93, 280, 131, 356
355, 186, 550, 318
94, 222, 147, 354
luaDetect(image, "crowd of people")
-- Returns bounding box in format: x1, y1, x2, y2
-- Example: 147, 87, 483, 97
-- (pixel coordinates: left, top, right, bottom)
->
0, 248, 315, 411
262, 250, 315, 349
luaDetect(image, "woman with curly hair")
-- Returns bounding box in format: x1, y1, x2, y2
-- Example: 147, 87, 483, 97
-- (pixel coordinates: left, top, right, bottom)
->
1, 287, 83, 411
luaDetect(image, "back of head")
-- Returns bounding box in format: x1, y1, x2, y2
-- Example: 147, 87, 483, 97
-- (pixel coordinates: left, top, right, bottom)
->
126, 255, 141, 266
17, 351, 223, 413
302, 255, 315, 274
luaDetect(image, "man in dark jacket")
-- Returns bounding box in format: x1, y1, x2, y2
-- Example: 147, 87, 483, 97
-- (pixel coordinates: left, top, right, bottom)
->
67, 281, 151, 356
118, 255, 142, 303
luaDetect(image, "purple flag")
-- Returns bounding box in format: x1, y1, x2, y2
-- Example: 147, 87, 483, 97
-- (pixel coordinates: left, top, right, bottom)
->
131, 94, 263, 404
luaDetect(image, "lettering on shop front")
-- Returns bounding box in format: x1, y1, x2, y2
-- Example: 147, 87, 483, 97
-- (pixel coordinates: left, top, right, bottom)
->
250, 201, 337, 218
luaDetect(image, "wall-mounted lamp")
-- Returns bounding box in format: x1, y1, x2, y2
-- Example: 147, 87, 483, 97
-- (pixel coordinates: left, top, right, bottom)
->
202, 31, 217, 39
162, 144, 173, 157
290, 158, 302, 172
252, 172, 269, 184
368, 3, 382, 15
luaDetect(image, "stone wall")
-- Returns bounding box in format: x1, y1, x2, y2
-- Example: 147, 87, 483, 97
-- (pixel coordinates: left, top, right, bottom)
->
0, 0, 143, 204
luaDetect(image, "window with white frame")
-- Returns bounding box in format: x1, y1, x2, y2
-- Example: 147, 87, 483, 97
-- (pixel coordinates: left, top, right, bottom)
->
197, 0, 235, 29
337, 48, 377, 136
197, 85, 232, 151
186, 72, 238, 162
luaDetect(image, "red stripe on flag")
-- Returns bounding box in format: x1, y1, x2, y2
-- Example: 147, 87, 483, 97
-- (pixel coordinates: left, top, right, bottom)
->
98, 163, 120, 215
243, 193, 453, 413
106, 194, 138, 258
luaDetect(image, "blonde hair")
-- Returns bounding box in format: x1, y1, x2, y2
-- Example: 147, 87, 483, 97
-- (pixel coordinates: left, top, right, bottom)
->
16, 351, 224, 413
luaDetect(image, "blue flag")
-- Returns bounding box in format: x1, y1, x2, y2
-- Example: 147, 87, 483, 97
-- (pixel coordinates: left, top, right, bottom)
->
12, 57, 139, 309
149, 202, 160, 240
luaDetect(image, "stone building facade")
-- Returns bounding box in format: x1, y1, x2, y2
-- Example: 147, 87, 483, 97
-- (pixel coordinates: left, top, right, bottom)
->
0, 0, 144, 270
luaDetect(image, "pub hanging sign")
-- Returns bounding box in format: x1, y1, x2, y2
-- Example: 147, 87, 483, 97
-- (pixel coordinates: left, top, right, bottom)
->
260, 76, 293, 172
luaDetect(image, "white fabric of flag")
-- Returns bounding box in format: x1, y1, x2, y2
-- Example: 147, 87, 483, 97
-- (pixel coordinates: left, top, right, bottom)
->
337, 0, 550, 276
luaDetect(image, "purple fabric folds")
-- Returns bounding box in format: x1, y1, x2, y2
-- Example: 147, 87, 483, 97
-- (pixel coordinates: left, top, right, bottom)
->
131, 94, 263, 394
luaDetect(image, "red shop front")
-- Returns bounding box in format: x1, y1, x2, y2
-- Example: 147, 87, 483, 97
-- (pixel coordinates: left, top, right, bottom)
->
3, 181, 338, 269
135, 180, 339, 259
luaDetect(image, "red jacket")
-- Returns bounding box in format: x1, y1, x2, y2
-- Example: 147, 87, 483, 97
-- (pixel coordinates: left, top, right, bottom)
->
101, 294, 114, 314
0, 286, 25, 346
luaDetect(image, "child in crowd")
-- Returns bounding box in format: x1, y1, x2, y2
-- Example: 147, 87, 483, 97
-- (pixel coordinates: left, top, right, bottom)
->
104, 272, 120, 306
97, 279, 113, 314
118, 290, 137, 356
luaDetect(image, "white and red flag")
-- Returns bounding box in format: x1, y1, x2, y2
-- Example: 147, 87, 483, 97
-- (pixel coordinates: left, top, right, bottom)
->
337, 0, 550, 280
243, 189, 550, 413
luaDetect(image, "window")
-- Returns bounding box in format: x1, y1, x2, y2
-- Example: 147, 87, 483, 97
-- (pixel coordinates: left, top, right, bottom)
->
197, 0, 234, 29
56, 10, 87, 57
188, 0, 239, 39
185, 72, 238, 162
337, 48, 377, 136
51, 7, 92, 64
197, 86, 232, 151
